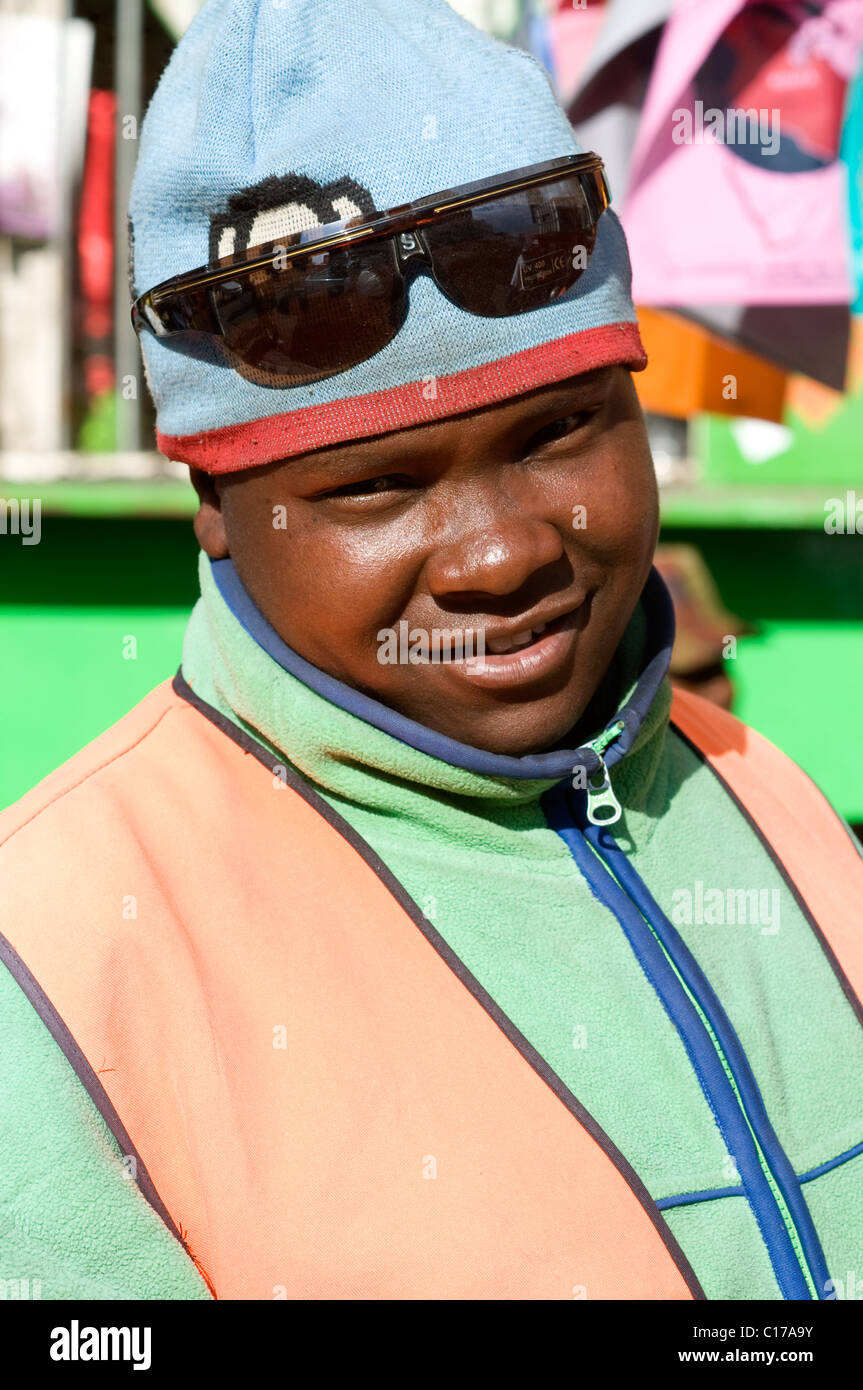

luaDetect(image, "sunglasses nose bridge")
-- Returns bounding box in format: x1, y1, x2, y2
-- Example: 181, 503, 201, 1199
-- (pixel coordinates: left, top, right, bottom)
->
393, 228, 432, 269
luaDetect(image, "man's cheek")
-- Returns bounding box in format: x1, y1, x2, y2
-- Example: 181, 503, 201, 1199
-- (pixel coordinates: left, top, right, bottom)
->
567, 506, 644, 563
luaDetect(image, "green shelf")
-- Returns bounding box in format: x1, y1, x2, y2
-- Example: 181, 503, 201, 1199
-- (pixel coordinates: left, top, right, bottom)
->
0, 476, 197, 518
658, 484, 857, 530
1, 475, 857, 529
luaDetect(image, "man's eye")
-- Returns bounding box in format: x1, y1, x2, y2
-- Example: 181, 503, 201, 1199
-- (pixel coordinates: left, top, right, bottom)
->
527, 409, 597, 453
324, 474, 417, 500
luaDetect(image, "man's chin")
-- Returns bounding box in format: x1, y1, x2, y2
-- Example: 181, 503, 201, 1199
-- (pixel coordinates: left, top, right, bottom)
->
412, 695, 592, 760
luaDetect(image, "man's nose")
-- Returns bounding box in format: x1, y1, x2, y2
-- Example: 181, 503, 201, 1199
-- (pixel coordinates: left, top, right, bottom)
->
425, 512, 566, 599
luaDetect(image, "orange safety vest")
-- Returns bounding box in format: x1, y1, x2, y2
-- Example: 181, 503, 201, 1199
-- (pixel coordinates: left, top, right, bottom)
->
1, 677, 861, 1300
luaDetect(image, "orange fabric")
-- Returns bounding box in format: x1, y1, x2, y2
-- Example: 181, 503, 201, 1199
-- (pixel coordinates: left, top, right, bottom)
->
0, 681, 696, 1301
671, 688, 863, 1002
635, 307, 788, 421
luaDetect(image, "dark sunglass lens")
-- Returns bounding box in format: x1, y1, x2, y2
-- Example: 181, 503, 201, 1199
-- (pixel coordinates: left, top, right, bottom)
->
423, 175, 598, 317
144, 284, 219, 336
209, 241, 404, 386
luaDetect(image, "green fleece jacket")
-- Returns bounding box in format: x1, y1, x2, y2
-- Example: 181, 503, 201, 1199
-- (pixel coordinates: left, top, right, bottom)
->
1, 549, 862, 1300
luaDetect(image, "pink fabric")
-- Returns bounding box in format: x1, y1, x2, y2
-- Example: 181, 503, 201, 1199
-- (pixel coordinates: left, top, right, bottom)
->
623, 0, 862, 306
548, 4, 606, 106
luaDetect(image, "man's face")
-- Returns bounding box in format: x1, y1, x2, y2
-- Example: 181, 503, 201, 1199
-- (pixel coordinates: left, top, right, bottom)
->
192, 365, 659, 756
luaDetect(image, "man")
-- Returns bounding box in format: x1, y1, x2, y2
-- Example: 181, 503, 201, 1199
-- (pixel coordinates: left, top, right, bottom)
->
1, 0, 863, 1301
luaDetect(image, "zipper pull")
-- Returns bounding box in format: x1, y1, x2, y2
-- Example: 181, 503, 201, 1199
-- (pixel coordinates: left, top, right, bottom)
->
586, 753, 623, 827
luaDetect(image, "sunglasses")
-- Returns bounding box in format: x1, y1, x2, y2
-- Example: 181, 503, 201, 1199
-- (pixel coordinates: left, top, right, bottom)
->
131, 153, 610, 389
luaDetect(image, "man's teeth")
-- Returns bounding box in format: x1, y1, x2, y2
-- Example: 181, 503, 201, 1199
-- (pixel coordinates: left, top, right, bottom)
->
487, 622, 547, 655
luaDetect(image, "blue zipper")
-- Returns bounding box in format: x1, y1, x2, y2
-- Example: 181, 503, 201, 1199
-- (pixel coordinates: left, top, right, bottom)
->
541, 778, 832, 1301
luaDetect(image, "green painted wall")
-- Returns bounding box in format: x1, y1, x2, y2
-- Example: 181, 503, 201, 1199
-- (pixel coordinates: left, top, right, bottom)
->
0, 517, 199, 810
664, 528, 863, 823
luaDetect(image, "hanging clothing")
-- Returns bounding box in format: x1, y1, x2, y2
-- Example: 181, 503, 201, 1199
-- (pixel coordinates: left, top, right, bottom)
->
842, 50, 863, 310
569, 0, 673, 205
624, 0, 863, 308
569, 0, 858, 387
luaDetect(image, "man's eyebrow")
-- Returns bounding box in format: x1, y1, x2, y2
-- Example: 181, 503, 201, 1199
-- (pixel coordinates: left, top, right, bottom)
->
525, 367, 615, 406
499, 370, 615, 430
285, 445, 417, 479
473, 368, 616, 430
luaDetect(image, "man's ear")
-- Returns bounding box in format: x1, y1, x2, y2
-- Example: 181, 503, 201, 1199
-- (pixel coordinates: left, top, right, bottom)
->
189, 467, 229, 558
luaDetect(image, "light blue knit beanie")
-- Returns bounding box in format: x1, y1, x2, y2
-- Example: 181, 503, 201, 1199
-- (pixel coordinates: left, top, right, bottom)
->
129, 0, 646, 474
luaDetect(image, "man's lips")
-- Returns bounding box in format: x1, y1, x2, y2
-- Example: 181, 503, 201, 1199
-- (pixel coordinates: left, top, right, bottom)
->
479, 604, 584, 656
482, 603, 586, 657
450, 595, 593, 689
374, 591, 595, 688
475, 593, 588, 654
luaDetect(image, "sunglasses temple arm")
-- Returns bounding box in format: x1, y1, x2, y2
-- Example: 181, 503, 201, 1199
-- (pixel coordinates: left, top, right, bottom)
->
131, 301, 158, 338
